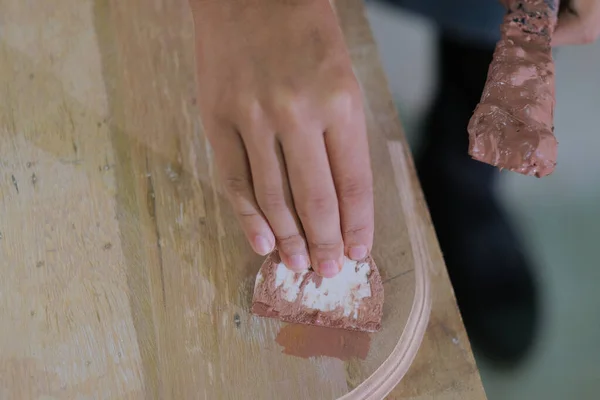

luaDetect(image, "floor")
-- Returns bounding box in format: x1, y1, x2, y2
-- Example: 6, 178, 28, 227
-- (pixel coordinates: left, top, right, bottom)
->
365, 3, 600, 399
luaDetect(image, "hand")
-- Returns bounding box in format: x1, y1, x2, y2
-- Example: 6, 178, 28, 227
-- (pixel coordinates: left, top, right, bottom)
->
189, 0, 374, 278
500, 0, 600, 45
553, 0, 600, 45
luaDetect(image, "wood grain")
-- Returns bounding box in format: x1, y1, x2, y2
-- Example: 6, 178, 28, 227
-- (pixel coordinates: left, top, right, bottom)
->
0, 0, 485, 398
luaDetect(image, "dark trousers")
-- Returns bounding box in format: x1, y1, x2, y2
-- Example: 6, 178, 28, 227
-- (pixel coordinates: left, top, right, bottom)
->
417, 35, 500, 296
417, 33, 539, 365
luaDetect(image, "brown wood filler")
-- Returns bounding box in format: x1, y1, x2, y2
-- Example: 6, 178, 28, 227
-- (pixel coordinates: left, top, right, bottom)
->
251, 252, 384, 332
468, 0, 559, 177
275, 324, 371, 361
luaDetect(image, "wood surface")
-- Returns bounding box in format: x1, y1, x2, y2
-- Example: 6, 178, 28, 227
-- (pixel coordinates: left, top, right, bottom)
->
0, 0, 486, 398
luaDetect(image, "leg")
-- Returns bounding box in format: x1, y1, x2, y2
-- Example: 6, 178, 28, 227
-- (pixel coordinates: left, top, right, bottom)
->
416, 33, 540, 366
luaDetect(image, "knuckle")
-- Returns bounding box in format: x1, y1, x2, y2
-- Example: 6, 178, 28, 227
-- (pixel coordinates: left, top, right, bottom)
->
328, 90, 353, 116
237, 97, 266, 127
326, 82, 361, 120
298, 194, 337, 219
343, 224, 372, 239
222, 176, 253, 198
275, 233, 306, 249
235, 205, 259, 220
201, 113, 232, 141
306, 239, 340, 253
256, 186, 288, 213
339, 179, 373, 204
272, 93, 307, 130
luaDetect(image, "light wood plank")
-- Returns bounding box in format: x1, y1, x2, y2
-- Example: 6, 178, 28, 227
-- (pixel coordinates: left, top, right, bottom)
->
0, 0, 485, 398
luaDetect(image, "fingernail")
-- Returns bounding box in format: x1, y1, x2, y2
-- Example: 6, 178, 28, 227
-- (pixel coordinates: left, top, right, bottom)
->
288, 255, 308, 272
319, 260, 340, 278
349, 245, 368, 261
253, 235, 273, 256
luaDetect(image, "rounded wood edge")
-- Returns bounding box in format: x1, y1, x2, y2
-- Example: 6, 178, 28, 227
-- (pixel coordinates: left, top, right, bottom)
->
340, 141, 433, 400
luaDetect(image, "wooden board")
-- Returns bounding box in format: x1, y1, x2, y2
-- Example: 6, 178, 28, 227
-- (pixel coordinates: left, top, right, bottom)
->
0, 0, 485, 398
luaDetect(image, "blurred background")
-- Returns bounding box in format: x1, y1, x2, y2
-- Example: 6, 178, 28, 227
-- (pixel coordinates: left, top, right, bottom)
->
365, 2, 600, 399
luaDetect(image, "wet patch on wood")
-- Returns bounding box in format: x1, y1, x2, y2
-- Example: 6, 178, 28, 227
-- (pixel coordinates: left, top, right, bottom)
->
275, 324, 371, 361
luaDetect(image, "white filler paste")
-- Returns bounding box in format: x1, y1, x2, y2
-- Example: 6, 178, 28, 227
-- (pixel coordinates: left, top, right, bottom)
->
274, 257, 372, 319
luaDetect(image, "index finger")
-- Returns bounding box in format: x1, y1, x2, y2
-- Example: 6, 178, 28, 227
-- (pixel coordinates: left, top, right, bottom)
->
324, 90, 374, 262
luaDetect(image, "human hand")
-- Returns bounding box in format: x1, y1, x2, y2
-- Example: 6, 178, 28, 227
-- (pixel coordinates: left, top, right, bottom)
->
189, 0, 374, 278
500, 0, 600, 45
553, 0, 600, 45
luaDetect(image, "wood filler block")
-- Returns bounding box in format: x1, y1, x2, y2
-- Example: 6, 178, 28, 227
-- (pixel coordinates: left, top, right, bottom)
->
468, 0, 559, 177
251, 252, 384, 332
